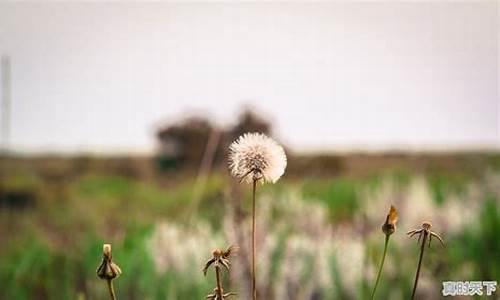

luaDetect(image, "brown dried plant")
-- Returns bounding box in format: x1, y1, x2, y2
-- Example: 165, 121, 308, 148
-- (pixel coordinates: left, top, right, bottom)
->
203, 246, 239, 300
407, 221, 445, 300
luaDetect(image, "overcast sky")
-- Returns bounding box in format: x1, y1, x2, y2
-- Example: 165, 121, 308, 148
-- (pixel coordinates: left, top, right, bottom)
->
0, 2, 498, 153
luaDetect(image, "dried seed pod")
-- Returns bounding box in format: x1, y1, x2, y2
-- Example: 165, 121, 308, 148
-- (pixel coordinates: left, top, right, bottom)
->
203, 246, 237, 299
97, 244, 122, 280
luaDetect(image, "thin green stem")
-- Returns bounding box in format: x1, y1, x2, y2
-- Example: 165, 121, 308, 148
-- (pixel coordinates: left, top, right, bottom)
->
106, 279, 117, 300
411, 232, 428, 300
252, 179, 257, 300
371, 235, 390, 300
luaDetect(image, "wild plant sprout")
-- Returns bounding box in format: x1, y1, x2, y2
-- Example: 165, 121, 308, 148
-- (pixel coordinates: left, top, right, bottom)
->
96, 244, 122, 300
203, 246, 239, 299
407, 221, 445, 300
229, 132, 287, 300
371, 205, 398, 300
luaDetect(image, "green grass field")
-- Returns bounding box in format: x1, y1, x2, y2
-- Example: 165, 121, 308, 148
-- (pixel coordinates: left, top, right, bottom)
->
0, 153, 499, 299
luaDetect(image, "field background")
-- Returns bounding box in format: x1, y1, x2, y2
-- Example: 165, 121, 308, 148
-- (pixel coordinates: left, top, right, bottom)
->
1, 2, 498, 299
1, 152, 499, 300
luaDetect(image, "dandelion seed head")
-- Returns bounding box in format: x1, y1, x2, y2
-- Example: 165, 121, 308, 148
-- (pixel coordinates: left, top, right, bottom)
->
229, 132, 287, 184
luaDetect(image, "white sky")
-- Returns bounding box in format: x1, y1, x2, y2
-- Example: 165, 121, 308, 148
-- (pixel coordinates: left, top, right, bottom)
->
0, 2, 498, 153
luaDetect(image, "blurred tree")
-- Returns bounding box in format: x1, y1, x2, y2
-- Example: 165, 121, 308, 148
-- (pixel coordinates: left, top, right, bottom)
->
155, 109, 277, 171
228, 109, 271, 139
156, 117, 214, 170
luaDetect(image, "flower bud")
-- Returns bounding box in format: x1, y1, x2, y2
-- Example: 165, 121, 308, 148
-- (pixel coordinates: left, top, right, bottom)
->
381, 205, 398, 236
97, 244, 122, 280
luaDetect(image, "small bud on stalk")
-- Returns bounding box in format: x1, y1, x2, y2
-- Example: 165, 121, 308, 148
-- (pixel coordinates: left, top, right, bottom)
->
97, 244, 122, 300
371, 205, 398, 300
381, 205, 398, 236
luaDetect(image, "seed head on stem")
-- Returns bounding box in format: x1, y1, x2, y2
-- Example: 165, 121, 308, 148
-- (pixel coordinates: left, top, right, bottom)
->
229, 132, 286, 300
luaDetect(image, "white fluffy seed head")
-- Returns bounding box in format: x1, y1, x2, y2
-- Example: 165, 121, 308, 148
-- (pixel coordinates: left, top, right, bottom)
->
228, 132, 287, 184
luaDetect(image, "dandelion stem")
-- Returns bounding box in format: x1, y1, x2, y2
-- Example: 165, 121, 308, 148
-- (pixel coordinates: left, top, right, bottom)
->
411, 232, 428, 300
251, 178, 257, 300
371, 235, 390, 300
215, 265, 223, 300
106, 279, 117, 300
